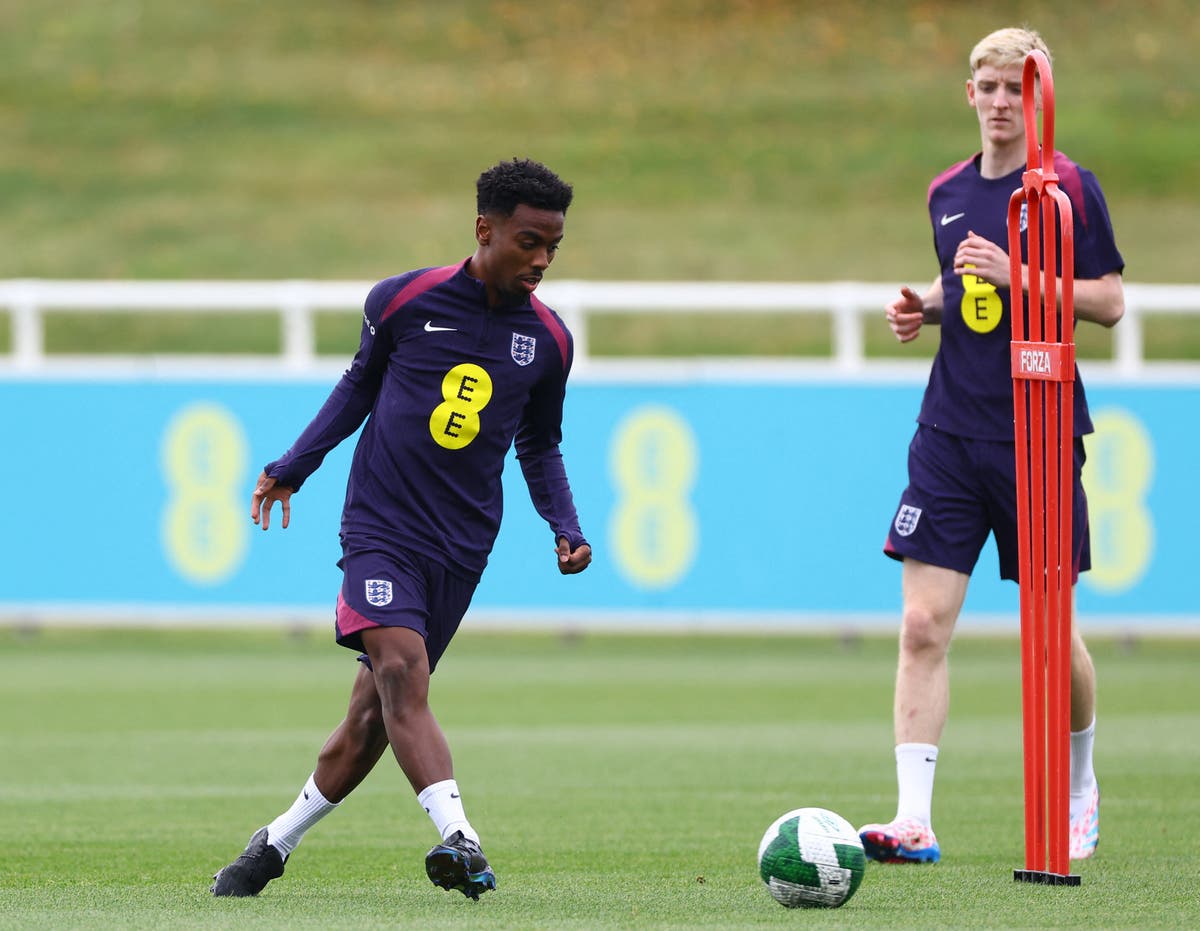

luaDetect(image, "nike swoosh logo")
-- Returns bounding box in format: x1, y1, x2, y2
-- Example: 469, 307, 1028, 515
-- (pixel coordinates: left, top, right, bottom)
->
450, 793, 460, 799
424, 321, 457, 332
303, 791, 310, 800
940, 212, 966, 226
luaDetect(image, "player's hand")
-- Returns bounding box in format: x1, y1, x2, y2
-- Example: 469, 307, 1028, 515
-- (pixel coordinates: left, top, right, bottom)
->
251, 471, 295, 530
556, 537, 592, 575
954, 231, 1011, 288
885, 287, 925, 343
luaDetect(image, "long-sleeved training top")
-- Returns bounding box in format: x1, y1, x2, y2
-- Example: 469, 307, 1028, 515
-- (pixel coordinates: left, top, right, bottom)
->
265, 258, 587, 580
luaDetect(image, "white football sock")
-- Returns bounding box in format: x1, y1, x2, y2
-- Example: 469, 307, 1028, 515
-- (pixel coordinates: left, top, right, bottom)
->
265, 773, 340, 858
894, 743, 938, 828
418, 779, 478, 842
1069, 717, 1097, 821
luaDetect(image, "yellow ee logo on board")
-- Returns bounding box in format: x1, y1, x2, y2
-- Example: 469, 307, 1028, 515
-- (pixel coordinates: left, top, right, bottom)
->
1082, 408, 1155, 593
960, 271, 1003, 333
608, 406, 699, 590
161, 402, 248, 585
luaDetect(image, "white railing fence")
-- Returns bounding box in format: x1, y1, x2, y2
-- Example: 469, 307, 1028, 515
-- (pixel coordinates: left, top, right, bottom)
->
2, 279, 1198, 375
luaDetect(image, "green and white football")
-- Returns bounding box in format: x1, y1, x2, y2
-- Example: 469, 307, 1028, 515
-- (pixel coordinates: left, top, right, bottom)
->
757, 807, 866, 908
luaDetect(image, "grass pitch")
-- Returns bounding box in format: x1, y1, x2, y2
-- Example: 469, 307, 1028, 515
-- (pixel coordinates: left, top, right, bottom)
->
5, 2, 1200, 362
1, 627, 1196, 929
4, 1, 1199, 284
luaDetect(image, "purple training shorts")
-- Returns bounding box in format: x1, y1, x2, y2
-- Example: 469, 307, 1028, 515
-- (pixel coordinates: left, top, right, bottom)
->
335, 543, 477, 673
884, 423, 1091, 583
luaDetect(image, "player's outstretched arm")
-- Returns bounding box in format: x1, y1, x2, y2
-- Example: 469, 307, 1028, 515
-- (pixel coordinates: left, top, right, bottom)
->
556, 536, 592, 575
251, 471, 295, 531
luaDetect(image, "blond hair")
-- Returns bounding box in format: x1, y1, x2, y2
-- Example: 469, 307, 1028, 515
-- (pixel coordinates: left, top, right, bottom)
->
969, 27, 1051, 73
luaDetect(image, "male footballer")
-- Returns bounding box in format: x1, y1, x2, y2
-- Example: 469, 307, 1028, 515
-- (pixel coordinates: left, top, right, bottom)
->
858, 27, 1124, 864
211, 158, 591, 899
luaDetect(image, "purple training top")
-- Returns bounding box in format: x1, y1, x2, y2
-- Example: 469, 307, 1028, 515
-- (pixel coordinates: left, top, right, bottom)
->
266, 258, 587, 579
918, 151, 1124, 441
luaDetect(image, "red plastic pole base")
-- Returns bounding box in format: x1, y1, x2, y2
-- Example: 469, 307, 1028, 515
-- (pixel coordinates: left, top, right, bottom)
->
1014, 869, 1082, 886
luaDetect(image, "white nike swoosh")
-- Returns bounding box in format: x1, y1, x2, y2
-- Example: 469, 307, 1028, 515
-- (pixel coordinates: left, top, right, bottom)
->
940, 212, 966, 226
424, 321, 457, 332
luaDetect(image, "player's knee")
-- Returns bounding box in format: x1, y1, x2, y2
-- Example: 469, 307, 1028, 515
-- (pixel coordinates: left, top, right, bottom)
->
369, 648, 430, 706
899, 604, 950, 656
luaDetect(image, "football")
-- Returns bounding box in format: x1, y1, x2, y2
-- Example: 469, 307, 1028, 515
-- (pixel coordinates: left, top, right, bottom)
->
757, 807, 866, 908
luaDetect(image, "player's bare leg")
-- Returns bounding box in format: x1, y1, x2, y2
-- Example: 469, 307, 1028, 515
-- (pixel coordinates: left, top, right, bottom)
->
894, 560, 970, 746
1068, 618, 1095, 731
360, 626, 496, 898
860, 559, 968, 863
360, 626, 454, 790
312, 663, 391, 802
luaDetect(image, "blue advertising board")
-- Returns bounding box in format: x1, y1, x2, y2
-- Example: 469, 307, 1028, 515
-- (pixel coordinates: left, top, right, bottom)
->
0, 374, 1192, 628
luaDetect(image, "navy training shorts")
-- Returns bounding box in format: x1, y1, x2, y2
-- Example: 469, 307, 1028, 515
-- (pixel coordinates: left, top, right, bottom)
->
334, 544, 477, 673
883, 423, 1091, 583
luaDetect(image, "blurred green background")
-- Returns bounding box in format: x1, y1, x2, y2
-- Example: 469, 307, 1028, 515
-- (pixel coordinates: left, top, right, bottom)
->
3, 0, 1198, 355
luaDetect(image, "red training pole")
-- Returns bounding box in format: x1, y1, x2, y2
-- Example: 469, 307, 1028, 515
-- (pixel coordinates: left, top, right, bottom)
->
1010, 48, 1080, 887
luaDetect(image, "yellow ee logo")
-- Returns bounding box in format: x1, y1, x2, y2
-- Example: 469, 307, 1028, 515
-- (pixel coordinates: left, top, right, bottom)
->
430, 363, 493, 450
960, 271, 1003, 333
609, 406, 699, 589
161, 402, 248, 585
1082, 408, 1155, 593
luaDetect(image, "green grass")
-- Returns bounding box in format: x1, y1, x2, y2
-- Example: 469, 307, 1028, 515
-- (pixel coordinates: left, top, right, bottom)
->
2, 0, 1198, 285
4, 2, 1199, 360
1, 627, 1196, 929
3, 2, 1199, 362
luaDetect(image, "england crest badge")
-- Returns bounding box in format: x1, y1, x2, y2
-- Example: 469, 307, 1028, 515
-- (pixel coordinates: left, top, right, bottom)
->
365, 579, 393, 607
894, 504, 923, 537
511, 333, 536, 366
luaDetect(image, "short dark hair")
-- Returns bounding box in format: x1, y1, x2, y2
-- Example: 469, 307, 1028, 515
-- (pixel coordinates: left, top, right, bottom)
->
476, 158, 573, 217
